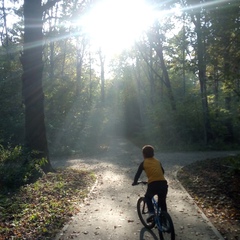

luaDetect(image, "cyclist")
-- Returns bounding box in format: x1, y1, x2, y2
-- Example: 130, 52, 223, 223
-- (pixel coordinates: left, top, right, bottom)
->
132, 145, 168, 220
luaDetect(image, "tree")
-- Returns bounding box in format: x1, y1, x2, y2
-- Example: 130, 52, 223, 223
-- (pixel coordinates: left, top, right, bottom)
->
193, 10, 212, 144
180, 0, 213, 144
20, 0, 61, 172
98, 48, 105, 104
206, 0, 240, 142
1, 0, 240, 153
152, 27, 176, 111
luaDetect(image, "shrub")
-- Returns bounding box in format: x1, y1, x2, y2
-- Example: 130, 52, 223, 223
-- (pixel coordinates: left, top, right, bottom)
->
0, 145, 46, 190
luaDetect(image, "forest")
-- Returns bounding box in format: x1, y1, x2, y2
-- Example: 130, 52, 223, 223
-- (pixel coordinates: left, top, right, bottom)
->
0, 1, 240, 238
0, 0, 240, 165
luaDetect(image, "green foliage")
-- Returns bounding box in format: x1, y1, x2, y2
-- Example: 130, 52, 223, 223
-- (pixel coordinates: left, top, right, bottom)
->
1, 0, 240, 155
0, 43, 24, 146
46, 100, 109, 156
0, 145, 47, 189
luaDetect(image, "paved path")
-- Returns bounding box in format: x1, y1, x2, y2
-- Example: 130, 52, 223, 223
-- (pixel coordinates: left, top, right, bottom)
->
53, 138, 239, 240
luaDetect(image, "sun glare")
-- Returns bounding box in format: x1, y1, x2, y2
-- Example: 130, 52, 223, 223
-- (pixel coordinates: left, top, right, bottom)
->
79, 0, 156, 56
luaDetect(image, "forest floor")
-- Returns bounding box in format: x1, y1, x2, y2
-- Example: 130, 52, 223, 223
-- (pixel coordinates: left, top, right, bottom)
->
0, 169, 96, 239
177, 157, 240, 240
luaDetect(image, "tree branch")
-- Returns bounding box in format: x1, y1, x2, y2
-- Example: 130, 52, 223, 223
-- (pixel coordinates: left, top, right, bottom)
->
136, 42, 166, 85
42, 0, 62, 13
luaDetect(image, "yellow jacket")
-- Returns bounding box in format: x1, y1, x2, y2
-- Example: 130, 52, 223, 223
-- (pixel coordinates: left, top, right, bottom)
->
133, 157, 166, 184
143, 158, 166, 183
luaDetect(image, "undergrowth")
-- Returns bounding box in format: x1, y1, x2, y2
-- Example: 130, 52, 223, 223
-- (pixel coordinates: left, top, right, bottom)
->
0, 145, 47, 189
0, 143, 96, 239
0, 168, 96, 239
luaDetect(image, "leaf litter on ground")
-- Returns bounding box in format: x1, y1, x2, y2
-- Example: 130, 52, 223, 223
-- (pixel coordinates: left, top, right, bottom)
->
177, 155, 240, 240
0, 168, 96, 240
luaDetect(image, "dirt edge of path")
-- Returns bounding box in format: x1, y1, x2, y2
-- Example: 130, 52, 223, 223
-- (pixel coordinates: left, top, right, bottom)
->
173, 169, 224, 240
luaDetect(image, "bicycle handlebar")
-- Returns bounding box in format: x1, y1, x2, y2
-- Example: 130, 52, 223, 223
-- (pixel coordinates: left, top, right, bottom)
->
132, 181, 148, 186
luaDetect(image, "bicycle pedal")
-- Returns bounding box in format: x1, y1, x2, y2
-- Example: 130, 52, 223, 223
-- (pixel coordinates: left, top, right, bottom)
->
146, 215, 154, 223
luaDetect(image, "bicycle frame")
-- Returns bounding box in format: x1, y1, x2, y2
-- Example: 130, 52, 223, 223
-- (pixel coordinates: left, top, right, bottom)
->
151, 196, 163, 232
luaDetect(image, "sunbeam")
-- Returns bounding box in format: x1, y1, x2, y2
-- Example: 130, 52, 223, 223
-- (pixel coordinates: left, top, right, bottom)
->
77, 0, 157, 56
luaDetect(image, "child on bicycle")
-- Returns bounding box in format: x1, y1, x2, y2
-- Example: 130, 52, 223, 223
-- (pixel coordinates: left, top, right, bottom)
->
132, 145, 168, 219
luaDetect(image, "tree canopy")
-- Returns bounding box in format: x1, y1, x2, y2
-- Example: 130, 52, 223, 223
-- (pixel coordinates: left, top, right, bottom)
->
0, 0, 240, 161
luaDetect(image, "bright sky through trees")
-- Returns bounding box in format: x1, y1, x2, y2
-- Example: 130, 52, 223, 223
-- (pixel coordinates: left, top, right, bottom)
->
79, 0, 157, 57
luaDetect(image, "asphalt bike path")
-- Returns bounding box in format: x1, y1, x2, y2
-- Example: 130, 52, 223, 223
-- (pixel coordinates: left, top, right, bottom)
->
53, 138, 239, 240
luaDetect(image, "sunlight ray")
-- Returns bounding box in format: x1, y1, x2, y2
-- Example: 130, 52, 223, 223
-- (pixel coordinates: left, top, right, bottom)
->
179, 0, 237, 13
78, 0, 157, 56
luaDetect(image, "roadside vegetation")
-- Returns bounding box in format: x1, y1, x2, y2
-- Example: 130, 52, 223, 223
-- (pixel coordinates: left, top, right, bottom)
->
0, 146, 96, 239
178, 155, 240, 240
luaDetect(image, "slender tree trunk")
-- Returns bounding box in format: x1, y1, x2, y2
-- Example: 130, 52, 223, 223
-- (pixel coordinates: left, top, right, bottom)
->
154, 41, 176, 111
223, 45, 234, 142
20, 0, 53, 172
99, 49, 105, 104
182, 14, 186, 97
76, 45, 83, 96
148, 22, 176, 110
49, 41, 55, 80
214, 65, 219, 118
46, 5, 57, 81
61, 39, 67, 78
89, 52, 93, 103
224, 95, 234, 142
193, 11, 212, 144
135, 57, 145, 125
148, 42, 155, 105
76, 36, 86, 96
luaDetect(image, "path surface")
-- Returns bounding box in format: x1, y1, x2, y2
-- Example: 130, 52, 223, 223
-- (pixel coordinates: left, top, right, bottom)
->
52, 138, 239, 240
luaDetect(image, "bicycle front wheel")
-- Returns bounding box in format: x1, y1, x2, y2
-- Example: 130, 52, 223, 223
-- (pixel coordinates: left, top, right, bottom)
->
158, 211, 175, 240
137, 197, 155, 229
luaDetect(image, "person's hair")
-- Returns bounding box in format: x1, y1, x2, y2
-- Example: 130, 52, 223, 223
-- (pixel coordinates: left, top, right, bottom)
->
142, 145, 154, 158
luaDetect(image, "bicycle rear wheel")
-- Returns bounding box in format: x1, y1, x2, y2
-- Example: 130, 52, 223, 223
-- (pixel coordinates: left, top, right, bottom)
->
137, 197, 155, 229
158, 211, 175, 240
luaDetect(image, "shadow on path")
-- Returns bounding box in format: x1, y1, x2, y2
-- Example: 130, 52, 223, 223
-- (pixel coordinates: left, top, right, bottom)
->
140, 227, 158, 240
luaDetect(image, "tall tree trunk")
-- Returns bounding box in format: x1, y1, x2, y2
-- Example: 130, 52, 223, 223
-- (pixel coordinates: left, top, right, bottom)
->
213, 62, 219, 118
154, 41, 176, 111
193, 11, 212, 144
89, 52, 93, 103
20, 0, 53, 172
224, 95, 234, 142
61, 39, 67, 78
135, 57, 145, 125
223, 45, 234, 142
148, 22, 176, 110
76, 36, 86, 96
99, 49, 105, 104
49, 41, 55, 80
76, 46, 83, 96
182, 13, 186, 97
148, 42, 155, 105
47, 4, 58, 82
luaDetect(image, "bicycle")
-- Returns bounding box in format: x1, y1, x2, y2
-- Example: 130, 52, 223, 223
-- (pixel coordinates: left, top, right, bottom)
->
134, 181, 175, 240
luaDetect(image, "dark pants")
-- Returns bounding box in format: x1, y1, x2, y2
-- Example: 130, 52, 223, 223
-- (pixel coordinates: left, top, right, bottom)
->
145, 181, 168, 213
